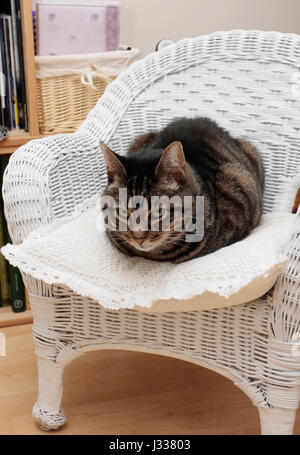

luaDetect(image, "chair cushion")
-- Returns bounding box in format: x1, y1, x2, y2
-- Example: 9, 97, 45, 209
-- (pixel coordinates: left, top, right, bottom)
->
2, 196, 295, 312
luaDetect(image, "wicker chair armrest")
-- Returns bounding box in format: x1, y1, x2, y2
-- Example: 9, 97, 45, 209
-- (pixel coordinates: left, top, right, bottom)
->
3, 133, 106, 244
271, 200, 300, 341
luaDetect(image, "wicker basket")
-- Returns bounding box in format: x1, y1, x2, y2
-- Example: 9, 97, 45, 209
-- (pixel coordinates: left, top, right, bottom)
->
35, 47, 140, 135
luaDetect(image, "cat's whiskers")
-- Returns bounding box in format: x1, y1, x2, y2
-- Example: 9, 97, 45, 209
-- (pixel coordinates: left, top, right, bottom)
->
102, 116, 264, 263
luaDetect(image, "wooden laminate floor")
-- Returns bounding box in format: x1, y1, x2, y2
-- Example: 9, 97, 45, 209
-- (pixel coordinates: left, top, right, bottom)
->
0, 324, 299, 435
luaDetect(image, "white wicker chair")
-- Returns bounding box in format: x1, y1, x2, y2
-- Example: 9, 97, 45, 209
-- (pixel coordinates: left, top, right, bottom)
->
3, 30, 300, 434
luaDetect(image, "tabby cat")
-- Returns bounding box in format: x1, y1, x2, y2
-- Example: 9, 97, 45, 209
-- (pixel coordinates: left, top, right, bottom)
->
101, 117, 264, 263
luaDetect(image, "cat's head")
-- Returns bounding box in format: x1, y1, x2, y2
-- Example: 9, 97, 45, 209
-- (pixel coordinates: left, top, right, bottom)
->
101, 141, 201, 254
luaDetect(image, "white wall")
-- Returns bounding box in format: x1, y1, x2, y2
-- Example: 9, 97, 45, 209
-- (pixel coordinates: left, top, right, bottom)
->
120, 0, 300, 55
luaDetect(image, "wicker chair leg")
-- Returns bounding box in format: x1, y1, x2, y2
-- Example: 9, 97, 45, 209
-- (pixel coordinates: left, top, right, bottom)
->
33, 355, 67, 431
257, 406, 297, 435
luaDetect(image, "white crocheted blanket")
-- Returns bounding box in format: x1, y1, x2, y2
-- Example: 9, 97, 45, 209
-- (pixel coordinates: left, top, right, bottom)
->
2, 196, 295, 310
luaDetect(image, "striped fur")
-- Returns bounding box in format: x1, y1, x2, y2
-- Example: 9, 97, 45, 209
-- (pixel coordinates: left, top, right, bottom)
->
102, 117, 264, 263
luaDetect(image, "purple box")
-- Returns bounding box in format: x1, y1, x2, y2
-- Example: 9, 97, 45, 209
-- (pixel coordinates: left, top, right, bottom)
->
36, 2, 120, 56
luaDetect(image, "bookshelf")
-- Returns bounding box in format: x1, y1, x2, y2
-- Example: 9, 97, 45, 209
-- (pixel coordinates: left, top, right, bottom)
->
0, 0, 41, 155
0, 305, 32, 327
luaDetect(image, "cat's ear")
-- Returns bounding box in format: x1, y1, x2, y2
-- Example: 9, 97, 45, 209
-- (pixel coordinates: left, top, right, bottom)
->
155, 141, 185, 188
100, 142, 126, 186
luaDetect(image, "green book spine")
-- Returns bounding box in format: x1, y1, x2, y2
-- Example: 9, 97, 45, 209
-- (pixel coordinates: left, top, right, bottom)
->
1, 157, 26, 312
0, 207, 11, 306
4, 228, 25, 313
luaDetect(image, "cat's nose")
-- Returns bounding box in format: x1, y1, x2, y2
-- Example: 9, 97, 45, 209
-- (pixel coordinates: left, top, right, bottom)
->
133, 230, 146, 240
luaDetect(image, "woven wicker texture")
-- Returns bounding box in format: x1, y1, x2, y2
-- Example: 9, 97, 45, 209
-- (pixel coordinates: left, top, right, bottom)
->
37, 73, 115, 134
3, 30, 300, 434
36, 47, 140, 134
1, 204, 295, 310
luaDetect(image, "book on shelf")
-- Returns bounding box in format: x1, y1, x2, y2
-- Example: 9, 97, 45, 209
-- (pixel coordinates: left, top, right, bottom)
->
1, 15, 18, 130
0, 156, 10, 307
11, 0, 28, 131
0, 0, 28, 132
0, 156, 26, 312
0, 17, 12, 130
0, 193, 10, 307
4, 224, 26, 312
36, 1, 120, 56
